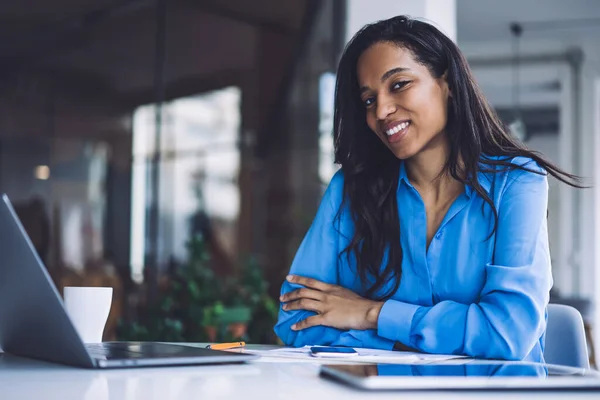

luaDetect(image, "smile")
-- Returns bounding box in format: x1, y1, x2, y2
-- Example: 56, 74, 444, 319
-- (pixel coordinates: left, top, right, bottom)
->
385, 120, 410, 136
383, 120, 411, 143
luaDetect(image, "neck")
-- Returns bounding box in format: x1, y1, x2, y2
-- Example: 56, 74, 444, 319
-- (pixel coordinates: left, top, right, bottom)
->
405, 133, 461, 200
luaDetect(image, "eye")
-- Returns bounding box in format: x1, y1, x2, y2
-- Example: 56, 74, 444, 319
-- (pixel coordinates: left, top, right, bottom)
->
362, 97, 375, 107
391, 81, 410, 91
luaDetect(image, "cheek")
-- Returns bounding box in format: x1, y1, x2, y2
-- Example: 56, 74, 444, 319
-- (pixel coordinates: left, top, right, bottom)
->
366, 111, 378, 133
411, 90, 447, 131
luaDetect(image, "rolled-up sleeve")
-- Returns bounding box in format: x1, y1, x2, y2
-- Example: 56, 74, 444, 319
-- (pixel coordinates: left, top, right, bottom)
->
376, 166, 552, 360
274, 171, 395, 350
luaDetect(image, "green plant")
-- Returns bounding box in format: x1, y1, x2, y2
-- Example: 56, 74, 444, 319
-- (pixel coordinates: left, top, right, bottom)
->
117, 234, 278, 343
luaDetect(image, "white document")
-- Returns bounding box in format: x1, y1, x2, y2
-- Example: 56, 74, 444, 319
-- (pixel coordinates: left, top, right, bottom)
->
246, 346, 468, 364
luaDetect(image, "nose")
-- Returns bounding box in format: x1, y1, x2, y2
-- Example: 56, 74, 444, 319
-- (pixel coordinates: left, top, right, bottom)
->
375, 96, 397, 121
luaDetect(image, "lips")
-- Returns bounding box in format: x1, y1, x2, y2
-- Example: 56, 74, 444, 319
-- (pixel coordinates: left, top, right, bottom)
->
382, 120, 411, 144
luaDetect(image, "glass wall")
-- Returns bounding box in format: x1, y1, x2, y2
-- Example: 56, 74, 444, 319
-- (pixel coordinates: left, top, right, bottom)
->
130, 87, 241, 282
318, 72, 339, 188
0, 0, 340, 344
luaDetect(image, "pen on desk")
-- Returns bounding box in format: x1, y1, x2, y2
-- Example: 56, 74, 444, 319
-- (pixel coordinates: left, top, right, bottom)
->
206, 341, 246, 350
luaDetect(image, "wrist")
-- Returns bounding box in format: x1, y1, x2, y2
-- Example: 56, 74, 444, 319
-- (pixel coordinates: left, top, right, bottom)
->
366, 301, 384, 329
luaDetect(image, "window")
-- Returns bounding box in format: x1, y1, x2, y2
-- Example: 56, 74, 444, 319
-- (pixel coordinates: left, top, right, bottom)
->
130, 87, 241, 282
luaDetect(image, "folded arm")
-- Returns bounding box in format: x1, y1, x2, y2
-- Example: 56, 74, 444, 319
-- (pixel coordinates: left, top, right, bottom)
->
276, 280, 394, 349
273, 172, 395, 350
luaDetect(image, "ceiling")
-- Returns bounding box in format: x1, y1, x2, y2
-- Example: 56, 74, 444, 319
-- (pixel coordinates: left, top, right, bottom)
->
0, 0, 310, 108
456, 0, 600, 111
457, 0, 600, 43
5, 0, 597, 113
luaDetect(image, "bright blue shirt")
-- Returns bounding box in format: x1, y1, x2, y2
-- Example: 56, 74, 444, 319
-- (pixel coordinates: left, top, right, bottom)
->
274, 156, 552, 362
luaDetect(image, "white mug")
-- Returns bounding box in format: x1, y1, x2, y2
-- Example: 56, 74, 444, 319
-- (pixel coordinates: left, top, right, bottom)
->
64, 287, 113, 343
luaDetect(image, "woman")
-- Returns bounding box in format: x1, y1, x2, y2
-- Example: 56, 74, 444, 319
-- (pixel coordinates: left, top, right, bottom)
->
274, 16, 581, 362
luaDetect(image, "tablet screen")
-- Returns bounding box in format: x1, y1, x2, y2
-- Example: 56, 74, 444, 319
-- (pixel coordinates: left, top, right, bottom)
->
320, 362, 600, 391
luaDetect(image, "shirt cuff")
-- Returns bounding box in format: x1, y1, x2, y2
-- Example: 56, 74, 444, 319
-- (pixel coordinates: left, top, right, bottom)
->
377, 300, 420, 346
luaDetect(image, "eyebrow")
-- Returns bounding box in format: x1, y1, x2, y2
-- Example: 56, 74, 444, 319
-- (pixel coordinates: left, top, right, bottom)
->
360, 67, 410, 94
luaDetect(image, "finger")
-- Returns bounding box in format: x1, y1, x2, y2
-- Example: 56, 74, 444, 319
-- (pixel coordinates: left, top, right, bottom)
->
292, 315, 322, 331
283, 299, 322, 313
280, 288, 324, 302
287, 275, 335, 292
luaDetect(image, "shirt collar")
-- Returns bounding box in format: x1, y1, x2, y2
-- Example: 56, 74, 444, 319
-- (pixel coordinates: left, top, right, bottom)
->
398, 160, 410, 185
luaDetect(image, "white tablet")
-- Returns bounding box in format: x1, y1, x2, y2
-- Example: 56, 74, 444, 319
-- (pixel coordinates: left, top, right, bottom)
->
320, 361, 600, 391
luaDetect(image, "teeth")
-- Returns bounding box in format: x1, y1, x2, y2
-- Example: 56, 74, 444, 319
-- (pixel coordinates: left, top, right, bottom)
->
386, 121, 410, 136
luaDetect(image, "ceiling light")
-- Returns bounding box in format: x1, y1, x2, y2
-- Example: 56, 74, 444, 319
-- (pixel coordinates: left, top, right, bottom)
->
34, 165, 50, 180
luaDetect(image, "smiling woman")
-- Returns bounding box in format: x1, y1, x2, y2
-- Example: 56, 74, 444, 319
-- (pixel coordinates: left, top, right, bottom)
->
358, 44, 450, 159
273, 15, 583, 362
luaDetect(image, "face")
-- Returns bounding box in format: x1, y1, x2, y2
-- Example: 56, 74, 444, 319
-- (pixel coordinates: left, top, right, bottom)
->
357, 42, 450, 160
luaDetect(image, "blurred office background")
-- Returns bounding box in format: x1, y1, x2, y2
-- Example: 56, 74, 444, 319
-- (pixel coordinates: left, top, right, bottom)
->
1, 0, 599, 361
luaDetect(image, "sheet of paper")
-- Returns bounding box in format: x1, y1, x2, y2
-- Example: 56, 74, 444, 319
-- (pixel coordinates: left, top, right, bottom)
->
245, 346, 468, 364
268, 346, 312, 354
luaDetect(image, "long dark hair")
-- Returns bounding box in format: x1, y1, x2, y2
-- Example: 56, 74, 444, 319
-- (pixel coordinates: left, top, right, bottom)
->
333, 16, 581, 300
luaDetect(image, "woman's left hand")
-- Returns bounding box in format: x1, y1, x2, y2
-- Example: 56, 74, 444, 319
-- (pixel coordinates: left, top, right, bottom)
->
280, 275, 383, 331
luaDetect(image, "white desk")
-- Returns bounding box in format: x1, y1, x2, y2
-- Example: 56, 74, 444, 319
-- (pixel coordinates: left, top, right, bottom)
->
1, 350, 599, 400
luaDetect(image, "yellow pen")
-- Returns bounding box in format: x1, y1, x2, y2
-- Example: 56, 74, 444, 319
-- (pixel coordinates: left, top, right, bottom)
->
206, 341, 246, 350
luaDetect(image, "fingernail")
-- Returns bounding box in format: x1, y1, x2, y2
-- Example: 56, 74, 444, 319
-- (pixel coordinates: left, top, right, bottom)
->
282, 305, 288, 310
286, 275, 294, 282
291, 324, 297, 330
279, 296, 285, 301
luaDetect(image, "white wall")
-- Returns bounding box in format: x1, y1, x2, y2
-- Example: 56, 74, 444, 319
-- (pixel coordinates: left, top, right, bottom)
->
525, 133, 562, 290
345, 0, 456, 42
594, 78, 600, 361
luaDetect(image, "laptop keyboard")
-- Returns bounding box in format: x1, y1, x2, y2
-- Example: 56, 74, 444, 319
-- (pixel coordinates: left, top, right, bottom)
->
83, 342, 254, 365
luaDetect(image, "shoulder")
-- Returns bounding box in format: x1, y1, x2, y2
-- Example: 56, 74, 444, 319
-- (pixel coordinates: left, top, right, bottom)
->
507, 155, 545, 173
505, 156, 548, 189
322, 169, 345, 210
480, 154, 546, 179
481, 156, 548, 201
329, 168, 345, 190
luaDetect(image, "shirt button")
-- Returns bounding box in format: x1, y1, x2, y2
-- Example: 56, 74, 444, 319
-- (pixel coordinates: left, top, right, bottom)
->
435, 232, 442, 239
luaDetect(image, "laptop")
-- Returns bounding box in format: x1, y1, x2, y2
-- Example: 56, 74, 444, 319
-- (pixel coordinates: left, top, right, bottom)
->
0, 194, 257, 368
320, 361, 600, 391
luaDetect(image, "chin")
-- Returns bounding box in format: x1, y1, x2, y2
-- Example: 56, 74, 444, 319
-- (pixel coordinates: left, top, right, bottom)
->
391, 151, 413, 160
386, 143, 417, 160
377, 132, 418, 160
